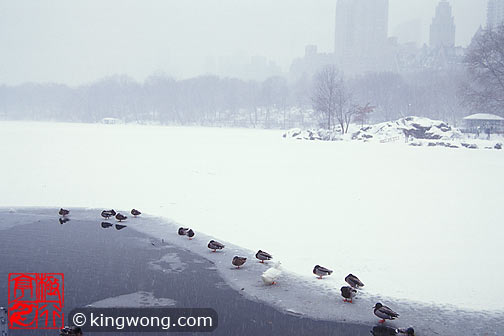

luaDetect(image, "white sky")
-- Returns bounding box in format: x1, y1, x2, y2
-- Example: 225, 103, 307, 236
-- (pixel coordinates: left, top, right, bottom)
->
0, 0, 487, 85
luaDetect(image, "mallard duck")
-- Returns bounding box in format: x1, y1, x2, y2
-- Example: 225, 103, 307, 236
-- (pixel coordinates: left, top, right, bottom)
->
370, 325, 399, 336
115, 213, 127, 222
397, 328, 415, 335
261, 262, 282, 285
313, 265, 333, 279
373, 303, 399, 323
59, 217, 70, 224
115, 224, 127, 230
187, 229, 195, 239
178, 227, 189, 236
370, 326, 414, 336
232, 256, 247, 268
255, 250, 273, 263
60, 326, 83, 336
101, 222, 113, 228
340, 286, 357, 303
131, 209, 141, 217
59, 208, 69, 216
345, 273, 364, 288
101, 209, 116, 219
208, 240, 224, 252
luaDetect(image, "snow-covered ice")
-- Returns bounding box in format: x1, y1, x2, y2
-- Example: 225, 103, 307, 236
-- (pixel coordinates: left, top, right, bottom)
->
0, 121, 503, 334
118, 212, 504, 335
87, 291, 177, 308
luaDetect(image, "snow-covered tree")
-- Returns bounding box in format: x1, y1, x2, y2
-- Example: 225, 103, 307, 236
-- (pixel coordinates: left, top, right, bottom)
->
463, 25, 504, 116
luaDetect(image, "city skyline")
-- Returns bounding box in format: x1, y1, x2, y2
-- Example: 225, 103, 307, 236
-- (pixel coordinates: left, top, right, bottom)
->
334, 0, 389, 73
0, 0, 487, 85
430, 0, 456, 48
487, 0, 504, 28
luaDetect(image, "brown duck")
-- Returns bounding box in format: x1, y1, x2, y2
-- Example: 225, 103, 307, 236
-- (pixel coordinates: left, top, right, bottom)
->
232, 256, 247, 269
208, 240, 225, 252
313, 265, 333, 279
373, 303, 399, 323
345, 274, 364, 288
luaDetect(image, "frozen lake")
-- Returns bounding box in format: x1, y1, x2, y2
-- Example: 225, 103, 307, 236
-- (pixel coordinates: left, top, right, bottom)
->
0, 208, 371, 336
0, 121, 503, 334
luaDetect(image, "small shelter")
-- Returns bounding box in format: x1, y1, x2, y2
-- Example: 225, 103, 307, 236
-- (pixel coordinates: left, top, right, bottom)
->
463, 113, 504, 134
101, 117, 122, 124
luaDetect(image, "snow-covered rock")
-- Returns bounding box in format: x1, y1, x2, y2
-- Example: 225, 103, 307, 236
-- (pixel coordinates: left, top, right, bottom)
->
283, 128, 342, 141
461, 143, 479, 149
284, 117, 504, 150
352, 116, 462, 142
282, 128, 302, 139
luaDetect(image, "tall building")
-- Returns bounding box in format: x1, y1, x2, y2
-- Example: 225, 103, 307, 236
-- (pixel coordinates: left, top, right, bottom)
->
487, 0, 504, 29
289, 45, 336, 81
334, 0, 389, 73
429, 1, 456, 48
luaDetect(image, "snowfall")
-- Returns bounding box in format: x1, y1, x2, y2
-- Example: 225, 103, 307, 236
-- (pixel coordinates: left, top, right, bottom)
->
0, 121, 503, 335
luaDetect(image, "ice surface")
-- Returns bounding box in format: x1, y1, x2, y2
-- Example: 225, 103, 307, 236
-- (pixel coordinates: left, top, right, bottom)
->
148, 252, 186, 274
118, 212, 504, 335
87, 291, 176, 308
0, 121, 503, 334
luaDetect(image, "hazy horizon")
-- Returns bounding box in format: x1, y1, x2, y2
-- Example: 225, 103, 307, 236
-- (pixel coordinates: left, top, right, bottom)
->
0, 0, 487, 86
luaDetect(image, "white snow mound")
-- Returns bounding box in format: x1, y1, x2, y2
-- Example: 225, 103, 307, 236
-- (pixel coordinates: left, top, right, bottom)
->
352, 116, 462, 142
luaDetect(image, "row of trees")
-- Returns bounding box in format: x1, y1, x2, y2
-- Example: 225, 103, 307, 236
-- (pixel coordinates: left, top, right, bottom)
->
0, 68, 471, 130
0, 75, 297, 128
2, 25, 501, 131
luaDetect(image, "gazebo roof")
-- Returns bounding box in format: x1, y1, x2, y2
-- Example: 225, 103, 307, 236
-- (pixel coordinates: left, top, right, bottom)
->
463, 113, 504, 121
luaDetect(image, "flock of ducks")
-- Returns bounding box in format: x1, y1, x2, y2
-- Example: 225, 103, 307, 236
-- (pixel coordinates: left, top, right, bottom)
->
58, 208, 414, 335
58, 208, 141, 230
184, 234, 413, 334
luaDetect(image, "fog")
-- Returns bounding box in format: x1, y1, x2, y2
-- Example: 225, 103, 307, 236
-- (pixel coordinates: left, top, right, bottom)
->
0, 0, 486, 85
1, 3, 504, 334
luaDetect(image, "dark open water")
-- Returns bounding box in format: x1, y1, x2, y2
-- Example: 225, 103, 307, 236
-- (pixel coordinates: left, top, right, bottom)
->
0, 208, 371, 336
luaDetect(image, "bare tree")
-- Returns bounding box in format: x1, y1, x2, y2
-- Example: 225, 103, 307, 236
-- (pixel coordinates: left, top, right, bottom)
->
311, 66, 353, 133
463, 25, 504, 116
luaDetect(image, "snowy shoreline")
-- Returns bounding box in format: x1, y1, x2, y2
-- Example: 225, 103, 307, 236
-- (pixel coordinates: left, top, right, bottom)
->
129, 212, 504, 336
2, 207, 504, 335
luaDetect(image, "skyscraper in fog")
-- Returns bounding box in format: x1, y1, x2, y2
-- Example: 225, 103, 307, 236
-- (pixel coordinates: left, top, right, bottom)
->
487, 0, 504, 29
334, 0, 389, 73
430, 1, 456, 48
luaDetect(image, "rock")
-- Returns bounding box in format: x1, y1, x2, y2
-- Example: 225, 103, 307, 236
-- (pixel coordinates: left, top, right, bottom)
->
495, 143, 502, 150
286, 117, 466, 148
283, 128, 302, 139
352, 116, 462, 143
462, 143, 478, 149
